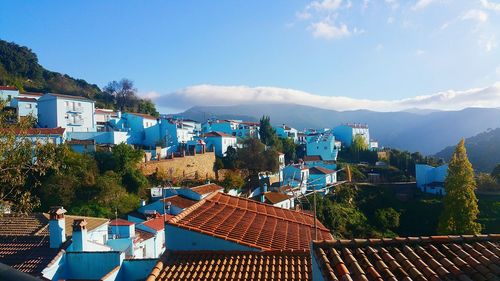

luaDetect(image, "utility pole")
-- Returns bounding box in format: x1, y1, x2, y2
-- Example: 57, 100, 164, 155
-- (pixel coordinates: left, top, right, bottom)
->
313, 188, 317, 240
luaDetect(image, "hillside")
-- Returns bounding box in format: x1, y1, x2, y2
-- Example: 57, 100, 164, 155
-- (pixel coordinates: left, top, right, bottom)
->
0, 39, 156, 113
435, 128, 500, 172
178, 104, 500, 154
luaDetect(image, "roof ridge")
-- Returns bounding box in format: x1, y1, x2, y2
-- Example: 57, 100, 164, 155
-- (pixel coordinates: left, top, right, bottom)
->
208, 193, 330, 231
167, 191, 219, 224
313, 234, 500, 247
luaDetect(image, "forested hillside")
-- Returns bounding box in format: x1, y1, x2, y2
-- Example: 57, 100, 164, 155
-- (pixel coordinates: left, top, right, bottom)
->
435, 128, 500, 172
0, 39, 157, 115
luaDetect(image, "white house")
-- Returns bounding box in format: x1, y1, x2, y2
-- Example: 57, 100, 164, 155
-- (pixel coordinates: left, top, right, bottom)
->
37, 93, 96, 132
203, 131, 237, 157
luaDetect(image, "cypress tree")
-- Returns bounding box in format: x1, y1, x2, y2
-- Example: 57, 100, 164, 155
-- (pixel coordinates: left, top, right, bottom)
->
438, 139, 481, 234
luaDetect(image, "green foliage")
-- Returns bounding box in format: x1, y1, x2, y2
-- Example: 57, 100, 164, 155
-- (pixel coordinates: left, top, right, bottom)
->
477, 173, 500, 192
374, 208, 400, 231
438, 139, 482, 235
122, 168, 149, 195
237, 138, 279, 174
278, 137, 297, 164
492, 164, 500, 183
220, 171, 245, 192
222, 146, 238, 169
259, 116, 275, 146
110, 143, 144, 174
103, 79, 159, 116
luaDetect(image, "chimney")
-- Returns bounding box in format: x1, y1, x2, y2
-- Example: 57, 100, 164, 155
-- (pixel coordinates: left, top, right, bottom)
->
49, 206, 67, 248
71, 219, 88, 251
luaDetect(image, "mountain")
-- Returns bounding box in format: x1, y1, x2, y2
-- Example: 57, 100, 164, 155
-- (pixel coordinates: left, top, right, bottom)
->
435, 128, 500, 172
178, 104, 500, 155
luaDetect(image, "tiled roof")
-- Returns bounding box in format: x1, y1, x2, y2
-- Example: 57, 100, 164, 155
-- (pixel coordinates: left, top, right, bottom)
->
146, 250, 311, 281
168, 192, 332, 250
20, 92, 43, 97
309, 166, 336, 175
14, 97, 37, 102
128, 112, 157, 120
109, 218, 135, 226
303, 155, 323, 161
162, 195, 198, 209
264, 192, 292, 205
203, 131, 236, 138
313, 234, 500, 281
141, 216, 166, 232
0, 86, 18, 91
0, 214, 48, 236
190, 183, 223, 195
135, 228, 155, 242
0, 127, 66, 136
0, 235, 66, 275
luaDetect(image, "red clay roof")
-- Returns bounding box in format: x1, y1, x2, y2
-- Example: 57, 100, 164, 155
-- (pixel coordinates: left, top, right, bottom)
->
313, 234, 500, 281
146, 250, 312, 281
264, 192, 292, 205
66, 139, 95, 145
0, 214, 48, 236
303, 155, 323, 161
0, 127, 65, 136
0, 235, 66, 275
128, 112, 157, 120
20, 92, 43, 97
190, 183, 223, 195
168, 192, 332, 250
142, 216, 165, 231
309, 166, 336, 175
14, 97, 37, 102
109, 218, 135, 226
0, 86, 18, 91
162, 195, 198, 209
203, 131, 236, 138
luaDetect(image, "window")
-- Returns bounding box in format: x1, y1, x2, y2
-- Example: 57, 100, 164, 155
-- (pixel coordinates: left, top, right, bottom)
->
65, 101, 69, 106
26, 104, 32, 109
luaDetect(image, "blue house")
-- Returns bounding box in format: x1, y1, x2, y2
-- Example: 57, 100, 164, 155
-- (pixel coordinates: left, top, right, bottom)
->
203, 131, 237, 157
274, 124, 299, 143
37, 93, 97, 132
3, 127, 67, 145
306, 130, 340, 161
10, 97, 38, 120
282, 164, 309, 194
308, 166, 337, 193
415, 164, 448, 195
201, 119, 259, 139
333, 123, 370, 148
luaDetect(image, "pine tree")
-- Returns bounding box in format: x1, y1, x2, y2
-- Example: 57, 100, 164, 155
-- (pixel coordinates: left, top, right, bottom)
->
438, 139, 481, 234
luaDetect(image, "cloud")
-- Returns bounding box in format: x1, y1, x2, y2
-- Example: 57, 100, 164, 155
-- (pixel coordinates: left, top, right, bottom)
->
412, 0, 437, 10
296, 11, 311, 20
153, 83, 500, 112
479, 35, 498, 52
309, 20, 351, 39
385, 0, 399, 10
480, 0, 500, 12
362, 0, 370, 10
308, 0, 343, 11
415, 49, 426, 56
497, 66, 500, 76
387, 16, 395, 24
461, 9, 488, 23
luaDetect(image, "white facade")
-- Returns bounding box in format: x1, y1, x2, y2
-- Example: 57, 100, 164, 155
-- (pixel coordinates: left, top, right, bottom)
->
37, 93, 96, 132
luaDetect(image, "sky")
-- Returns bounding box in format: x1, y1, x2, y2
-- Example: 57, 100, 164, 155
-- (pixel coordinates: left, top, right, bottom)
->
1, 0, 500, 113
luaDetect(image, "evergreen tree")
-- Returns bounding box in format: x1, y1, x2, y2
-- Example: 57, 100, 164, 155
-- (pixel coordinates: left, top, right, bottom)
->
259, 115, 275, 146
438, 139, 481, 234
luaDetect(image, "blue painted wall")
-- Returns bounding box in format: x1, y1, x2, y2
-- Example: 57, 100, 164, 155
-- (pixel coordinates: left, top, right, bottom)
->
63, 251, 123, 280
117, 259, 157, 281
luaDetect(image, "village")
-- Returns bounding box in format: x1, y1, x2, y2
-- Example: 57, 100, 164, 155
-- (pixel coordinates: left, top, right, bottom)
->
2, 85, 499, 281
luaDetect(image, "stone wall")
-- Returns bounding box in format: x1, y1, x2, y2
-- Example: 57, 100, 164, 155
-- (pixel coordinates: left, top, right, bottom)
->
139, 152, 216, 180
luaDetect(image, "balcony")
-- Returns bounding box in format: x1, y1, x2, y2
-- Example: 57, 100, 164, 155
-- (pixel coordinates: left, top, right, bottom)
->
66, 105, 83, 113
67, 117, 84, 126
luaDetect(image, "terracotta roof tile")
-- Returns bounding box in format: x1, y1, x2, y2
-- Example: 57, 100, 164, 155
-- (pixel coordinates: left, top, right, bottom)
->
20, 92, 43, 97
128, 112, 157, 120
109, 218, 135, 226
203, 131, 236, 138
313, 235, 500, 281
0, 86, 18, 91
135, 228, 155, 242
0, 214, 48, 236
161, 195, 198, 209
0, 127, 66, 136
264, 192, 292, 205
146, 250, 311, 281
303, 155, 323, 161
0, 235, 66, 275
142, 216, 165, 232
309, 166, 336, 175
190, 183, 223, 195
168, 192, 332, 250
66, 139, 95, 145
14, 97, 37, 102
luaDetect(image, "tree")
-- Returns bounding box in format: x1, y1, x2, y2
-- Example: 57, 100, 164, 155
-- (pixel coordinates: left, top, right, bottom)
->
491, 164, 500, 183
259, 116, 274, 146
103, 79, 137, 111
0, 101, 60, 213
222, 146, 238, 169
374, 208, 400, 231
438, 139, 481, 235
279, 138, 297, 164
111, 143, 144, 174
220, 171, 245, 192
237, 138, 279, 189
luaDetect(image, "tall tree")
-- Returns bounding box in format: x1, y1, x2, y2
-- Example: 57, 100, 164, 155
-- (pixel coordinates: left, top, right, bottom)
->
259, 116, 275, 146
438, 139, 481, 235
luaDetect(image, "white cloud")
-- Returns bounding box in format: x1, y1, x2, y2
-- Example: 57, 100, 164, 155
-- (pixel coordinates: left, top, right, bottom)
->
385, 0, 399, 10
387, 16, 395, 24
461, 9, 488, 23
139, 91, 161, 100
362, 0, 370, 10
480, 0, 500, 12
153, 82, 500, 112
308, 0, 343, 11
412, 0, 437, 10
479, 35, 498, 52
296, 11, 312, 20
310, 21, 351, 39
